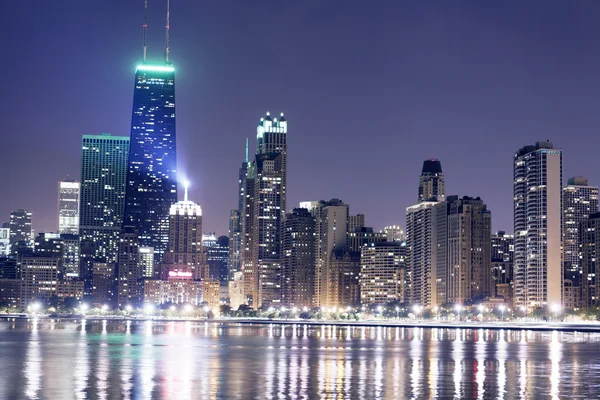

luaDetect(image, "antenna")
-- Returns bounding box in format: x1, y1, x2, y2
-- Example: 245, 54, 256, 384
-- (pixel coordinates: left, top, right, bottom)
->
245, 138, 249, 163
165, 0, 170, 63
143, 0, 148, 61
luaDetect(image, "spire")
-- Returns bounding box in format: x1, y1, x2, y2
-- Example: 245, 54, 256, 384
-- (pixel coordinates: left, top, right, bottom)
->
164, 0, 170, 63
245, 138, 249, 163
143, 0, 148, 61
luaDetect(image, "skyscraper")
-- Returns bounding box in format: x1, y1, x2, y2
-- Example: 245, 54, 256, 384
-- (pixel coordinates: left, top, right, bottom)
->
406, 159, 447, 308
9, 209, 33, 254
513, 141, 562, 309
79, 134, 129, 294
563, 177, 598, 288
419, 159, 445, 202
162, 186, 203, 279
229, 140, 248, 278
446, 195, 492, 305
281, 208, 316, 307
491, 231, 514, 304
383, 225, 405, 242
57, 180, 80, 234
123, 61, 177, 264
581, 213, 600, 307
242, 113, 287, 309
116, 226, 142, 307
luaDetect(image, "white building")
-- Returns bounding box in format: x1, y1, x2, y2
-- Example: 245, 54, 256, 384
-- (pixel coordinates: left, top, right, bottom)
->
58, 180, 80, 235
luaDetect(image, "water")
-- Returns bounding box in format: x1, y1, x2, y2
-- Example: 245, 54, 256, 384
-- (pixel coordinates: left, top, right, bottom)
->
0, 319, 599, 399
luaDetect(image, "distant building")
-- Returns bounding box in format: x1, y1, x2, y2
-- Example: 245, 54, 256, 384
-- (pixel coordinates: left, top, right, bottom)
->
228, 272, 245, 310
581, 213, 600, 307
514, 141, 562, 309
281, 208, 316, 308
383, 225, 405, 242
0, 257, 18, 280
117, 227, 143, 307
34, 233, 80, 280
139, 247, 154, 278
348, 214, 365, 233
419, 159, 445, 202
348, 227, 386, 252
144, 279, 203, 305
491, 232, 514, 306
92, 262, 116, 307
20, 257, 60, 307
446, 195, 492, 304
360, 242, 406, 305
9, 209, 33, 254
0, 279, 21, 308
79, 133, 129, 295
563, 176, 598, 308
206, 235, 229, 283
58, 180, 80, 235
0, 227, 10, 256
331, 249, 362, 307
203, 280, 221, 312
491, 231, 514, 263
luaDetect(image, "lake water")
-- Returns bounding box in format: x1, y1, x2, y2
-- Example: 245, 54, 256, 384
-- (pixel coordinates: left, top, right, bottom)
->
0, 319, 599, 399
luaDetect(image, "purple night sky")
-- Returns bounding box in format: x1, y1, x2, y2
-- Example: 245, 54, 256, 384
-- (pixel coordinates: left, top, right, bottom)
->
2, 1, 600, 236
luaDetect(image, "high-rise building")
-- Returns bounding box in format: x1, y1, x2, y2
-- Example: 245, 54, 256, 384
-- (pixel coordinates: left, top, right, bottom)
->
331, 249, 362, 307
348, 227, 386, 252
57, 180, 80, 234
92, 262, 116, 307
20, 257, 60, 307
406, 201, 447, 308
348, 214, 365, 233
446, 196, 492, 305
162, 187, 203, 279
513, 141, 562, 309
123, 62, 177, 265
312, 199, 349, 308
228, 210, 242, 278
79, 133, 129, 294
34, 233, 80, 280
419, 159, 445, 202
491, 231, 515, 305
360, 242, 407, 305
242, 113, 288, 309
281, 208, 316, 307
116, 227, 142, 307
581, 213, 600, 307
383, 225, 405, 243
9, 209, 33, 254
139, 247, 154, 278
563, 177, 598, 294
206, 236, 229, 282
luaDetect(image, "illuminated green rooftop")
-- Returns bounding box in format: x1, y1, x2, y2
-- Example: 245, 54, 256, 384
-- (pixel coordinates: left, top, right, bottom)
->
136, 64, 175, 73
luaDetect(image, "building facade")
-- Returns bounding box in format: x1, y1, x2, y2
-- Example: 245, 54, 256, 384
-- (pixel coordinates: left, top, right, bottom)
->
79, 134, 129, 294
418, 159, 445, 202
9, 209, 33, 254
360, 242, 406, 305
581, 213, 600, 307
446, 196, 492, 304
123, 63, 177, 265
116, 227, 142, 307
281, 208, 316, 308
513, 141, 562, 309
58, 180, 80, 235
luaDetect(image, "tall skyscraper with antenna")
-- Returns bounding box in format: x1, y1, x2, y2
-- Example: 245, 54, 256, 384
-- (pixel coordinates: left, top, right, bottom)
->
124, 0, 177, 264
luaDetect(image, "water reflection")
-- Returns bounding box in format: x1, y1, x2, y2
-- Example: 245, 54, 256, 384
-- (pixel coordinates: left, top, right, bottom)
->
4, 320, 600, 398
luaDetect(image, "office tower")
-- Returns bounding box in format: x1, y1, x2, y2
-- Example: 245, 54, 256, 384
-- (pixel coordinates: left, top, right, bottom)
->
57, 180, 80, 234
383, 225, 405, 242
162, 187, 203, 279
360, 242, 406, 305
206, 236, 229, 282
241, 113, 287, 309
139, 247, 154, 278
419, 159, 445, 202
20, 257, 60, 307
92, 262, 116, 307
116, 227, 142, 307
563, 177, 598, 307
281, 208, 316, 307
349, 214, 365, 233
79, 133, 129, 294
581, 213, 600, 307
0, 279, 21, 308
0, 227, 9, 256
446, 196, 492, 305
331, 249, 362, 307
229, 141, 249, 280
0, 257, 17, 280
203, 280, 221, 311
406, 200, 447, 308
348, 227, 386, 252
9, 209, 33, 253
491, 231, 514, 304
202, 233, 217, 249
513, 141, 562, 309
228, 272, 245, 310
311, 199, 349, 308
34, 233, 80, 280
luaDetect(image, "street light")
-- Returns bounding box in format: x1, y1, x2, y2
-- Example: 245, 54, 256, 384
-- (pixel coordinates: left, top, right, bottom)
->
552, 304, 561, 321
395, 306, 400, 319
498, 305, 505, 322
413, 305, 422, 320
80, 303, 89, 315
433, 306, 439, 321
101, 304, 109, 312
184, 304, 193, 313
454, 304, 462, 321
520, 305, 526, 319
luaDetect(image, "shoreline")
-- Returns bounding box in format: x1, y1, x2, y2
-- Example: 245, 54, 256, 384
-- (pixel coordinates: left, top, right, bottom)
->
2, 314, 600, 333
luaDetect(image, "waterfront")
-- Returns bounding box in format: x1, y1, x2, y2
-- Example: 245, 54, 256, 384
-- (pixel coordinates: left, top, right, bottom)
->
1, 320, 600, 399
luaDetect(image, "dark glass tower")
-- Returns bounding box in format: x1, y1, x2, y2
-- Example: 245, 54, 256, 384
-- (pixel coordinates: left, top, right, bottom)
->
123, 63, 177, 264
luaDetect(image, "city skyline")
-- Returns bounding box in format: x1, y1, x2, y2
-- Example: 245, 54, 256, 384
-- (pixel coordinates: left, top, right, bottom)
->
3, 1, 600, 237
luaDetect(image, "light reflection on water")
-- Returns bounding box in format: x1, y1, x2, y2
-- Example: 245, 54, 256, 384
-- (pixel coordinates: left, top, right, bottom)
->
1, 320, 600, 399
